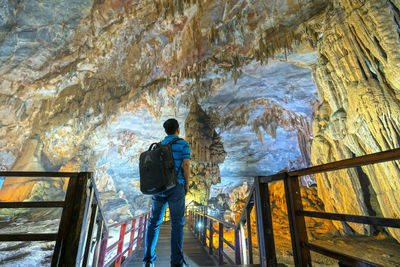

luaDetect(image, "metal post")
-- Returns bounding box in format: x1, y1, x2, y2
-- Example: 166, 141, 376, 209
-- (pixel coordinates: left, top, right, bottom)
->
116, 223, 127, 266
209, 219, 214, 255
284, 174, 311, 266
92, 220, 104, 267
234, 228, 241, 264
128, 219, 137, 256
137, 216, 144, 249
254, 176, 277, 267
97, 231, 108, 267
82, 202, 98, 267
239, 222, 248, 265
202, 216, 207, 245
246, 206, 253, 264
218, 222, 224, 265
194, 213, 197, 235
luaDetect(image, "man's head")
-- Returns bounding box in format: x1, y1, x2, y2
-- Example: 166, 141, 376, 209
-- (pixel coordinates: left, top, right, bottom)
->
163, 118, 180, 135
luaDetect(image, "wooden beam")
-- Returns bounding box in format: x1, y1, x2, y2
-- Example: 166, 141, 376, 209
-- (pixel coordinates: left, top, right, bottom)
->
254, 177, 276, 267
288, 148, 400, 177
0, 201, 64, 208
52, 172, 93, 267
305, 242, 380, 266
258, 173, 286, 183
0, 171, 79, 177
0, 233, 57, 241
284, 175, 311, 267
299, 210, 400, 228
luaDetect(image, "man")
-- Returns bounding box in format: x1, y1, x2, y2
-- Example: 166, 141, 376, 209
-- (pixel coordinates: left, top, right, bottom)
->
143, 118, 191, 267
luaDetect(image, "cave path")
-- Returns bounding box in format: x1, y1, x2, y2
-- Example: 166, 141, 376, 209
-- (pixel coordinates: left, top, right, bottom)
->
124, 221, 218, 267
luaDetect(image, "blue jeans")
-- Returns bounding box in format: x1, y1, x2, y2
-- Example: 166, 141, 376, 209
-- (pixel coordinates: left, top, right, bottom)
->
143, 184, 185, 264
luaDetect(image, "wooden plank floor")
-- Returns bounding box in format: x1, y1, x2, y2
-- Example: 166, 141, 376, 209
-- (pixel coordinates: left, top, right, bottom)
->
124, 221, 216, 266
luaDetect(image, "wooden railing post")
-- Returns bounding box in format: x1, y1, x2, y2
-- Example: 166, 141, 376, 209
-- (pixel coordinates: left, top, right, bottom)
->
128, 219, 137, 257
116, 223, 127, 266
246, 206, 253, 264
209, 219, 214, 255
284, 174, 311, 266
218, 222, 224, 265
52, 172, 93, 267
254, 176, 277, 267
234, 228, 241, 264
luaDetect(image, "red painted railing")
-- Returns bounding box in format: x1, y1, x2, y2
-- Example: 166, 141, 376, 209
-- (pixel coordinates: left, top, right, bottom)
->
98, 212, 151, 267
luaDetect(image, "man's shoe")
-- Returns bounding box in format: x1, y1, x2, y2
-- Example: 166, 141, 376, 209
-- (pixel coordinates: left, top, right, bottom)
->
143, 262, 154, 267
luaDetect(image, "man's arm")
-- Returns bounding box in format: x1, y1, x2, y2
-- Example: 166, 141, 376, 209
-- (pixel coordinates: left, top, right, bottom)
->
182, 158, 191, 195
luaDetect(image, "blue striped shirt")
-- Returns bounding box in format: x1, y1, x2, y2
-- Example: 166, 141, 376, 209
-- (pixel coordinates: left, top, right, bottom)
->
161, 135, 191, 184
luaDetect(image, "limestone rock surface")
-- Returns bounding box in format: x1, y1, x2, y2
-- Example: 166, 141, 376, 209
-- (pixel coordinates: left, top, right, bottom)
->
312, 0, 400, 241
0, 0, 399, 247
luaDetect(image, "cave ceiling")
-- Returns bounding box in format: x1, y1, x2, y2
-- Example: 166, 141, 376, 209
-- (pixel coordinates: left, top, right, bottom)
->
1, 0, 400, 242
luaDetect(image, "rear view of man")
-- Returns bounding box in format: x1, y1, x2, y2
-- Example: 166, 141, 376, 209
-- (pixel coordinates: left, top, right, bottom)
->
143, 118, 191, 267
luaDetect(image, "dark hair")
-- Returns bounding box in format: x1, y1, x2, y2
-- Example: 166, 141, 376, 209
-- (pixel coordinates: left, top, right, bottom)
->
163, 119, 179, 135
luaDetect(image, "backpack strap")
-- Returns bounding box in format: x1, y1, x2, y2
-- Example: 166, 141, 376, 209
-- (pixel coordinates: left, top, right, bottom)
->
168, 138, 184, 177
168, 137, 183, 145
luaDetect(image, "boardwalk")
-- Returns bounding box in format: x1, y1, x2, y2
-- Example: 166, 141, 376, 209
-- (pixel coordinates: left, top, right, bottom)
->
124, 221, 216, 267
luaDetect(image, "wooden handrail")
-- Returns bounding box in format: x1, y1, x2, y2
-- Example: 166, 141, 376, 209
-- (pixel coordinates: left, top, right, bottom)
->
288, 148, 400, 177
299, 210, 400, 228
188, 147, 400, 267
0, 171, 79, 177
191, 210, 237, 229
0, 201, 65, 208
0, 172, 94, 267
188, 209, 243, 265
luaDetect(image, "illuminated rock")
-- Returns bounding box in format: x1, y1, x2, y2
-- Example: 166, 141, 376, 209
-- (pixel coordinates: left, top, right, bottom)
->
312, 0, 400, 242
0, 0, 398, 246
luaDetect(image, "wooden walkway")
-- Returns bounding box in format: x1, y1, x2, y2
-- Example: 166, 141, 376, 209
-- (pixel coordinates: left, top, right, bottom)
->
124, 221, 216, 267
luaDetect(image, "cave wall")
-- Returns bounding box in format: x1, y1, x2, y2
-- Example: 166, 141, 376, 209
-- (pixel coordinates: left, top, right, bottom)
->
312, 0, 400, 240
0, 0, 321, 213
0, 0, 399, 243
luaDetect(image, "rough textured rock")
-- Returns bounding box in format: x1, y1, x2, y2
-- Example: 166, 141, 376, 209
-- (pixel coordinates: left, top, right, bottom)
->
185, 99, 226, 204
0, 0, 399, 247
311, 0, 400, 241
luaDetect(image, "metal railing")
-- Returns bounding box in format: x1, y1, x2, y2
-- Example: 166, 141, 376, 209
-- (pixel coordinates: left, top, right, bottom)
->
188, 148, 400, 266
0, 172, 151, 267
188, 209, 244, 265
97, 212, 150, 267
0, 172, 93, 267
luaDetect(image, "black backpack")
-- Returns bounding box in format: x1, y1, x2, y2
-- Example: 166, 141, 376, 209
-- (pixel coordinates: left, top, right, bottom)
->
139, 138, 182, 194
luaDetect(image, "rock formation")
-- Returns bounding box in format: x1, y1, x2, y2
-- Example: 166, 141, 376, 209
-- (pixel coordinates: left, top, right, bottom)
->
185, 99, 226, 204
0, 0, 399, 249
311, 0, 400, 241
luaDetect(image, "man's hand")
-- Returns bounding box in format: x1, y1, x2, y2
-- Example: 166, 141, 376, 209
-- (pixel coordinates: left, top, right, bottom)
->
183, 158, 190, 195
185, 182, 189, 195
